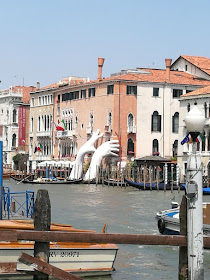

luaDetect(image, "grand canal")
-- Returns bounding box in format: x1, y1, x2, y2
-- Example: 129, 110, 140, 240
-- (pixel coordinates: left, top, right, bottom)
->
4, 179, 210, 279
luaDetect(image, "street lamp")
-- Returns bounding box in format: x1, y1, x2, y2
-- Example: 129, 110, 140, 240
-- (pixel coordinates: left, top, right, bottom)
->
184, 104, 205, 280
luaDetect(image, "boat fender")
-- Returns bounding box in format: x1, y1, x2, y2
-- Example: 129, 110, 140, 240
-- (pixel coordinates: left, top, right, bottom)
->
158, 218, 165, 234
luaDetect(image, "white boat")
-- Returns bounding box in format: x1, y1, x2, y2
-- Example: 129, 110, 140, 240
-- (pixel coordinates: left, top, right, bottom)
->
0, 220, 118, 278
156, 202, 210, 235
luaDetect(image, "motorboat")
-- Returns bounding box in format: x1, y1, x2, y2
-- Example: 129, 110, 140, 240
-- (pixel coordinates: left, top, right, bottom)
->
156, 202, 210, 235
0, 220, 118, 278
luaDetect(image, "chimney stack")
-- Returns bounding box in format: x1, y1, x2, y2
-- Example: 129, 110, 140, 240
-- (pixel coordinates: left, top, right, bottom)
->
165, 58, 172, 82
36, 81, 40, 90
97, 57, 105, 80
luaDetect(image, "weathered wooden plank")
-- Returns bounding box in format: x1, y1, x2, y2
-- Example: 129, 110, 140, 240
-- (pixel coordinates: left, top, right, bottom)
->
0, 262, 16, 273
18, 253, 83, 280
16, 230, 187, 246
34, 189, 51, 280
0, 230, 17, 241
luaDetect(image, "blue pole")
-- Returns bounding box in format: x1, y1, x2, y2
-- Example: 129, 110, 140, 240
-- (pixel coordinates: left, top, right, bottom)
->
0, 141, 3, 220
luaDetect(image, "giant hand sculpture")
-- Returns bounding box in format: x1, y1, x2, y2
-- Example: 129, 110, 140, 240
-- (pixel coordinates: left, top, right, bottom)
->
84, 140, 119, 181
69, 129, 103, 180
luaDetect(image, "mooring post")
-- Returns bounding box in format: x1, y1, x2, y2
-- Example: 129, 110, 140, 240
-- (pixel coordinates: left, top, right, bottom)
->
178, 195, 188, 279
34, 189, 51, 280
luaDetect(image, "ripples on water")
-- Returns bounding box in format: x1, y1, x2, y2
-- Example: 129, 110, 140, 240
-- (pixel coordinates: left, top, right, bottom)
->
5, 180, 210, 279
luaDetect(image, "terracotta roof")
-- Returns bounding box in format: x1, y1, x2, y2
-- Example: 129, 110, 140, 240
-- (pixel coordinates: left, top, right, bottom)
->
179, 55, 210, 75
40, 82, 59, 90
181, 85, 210, 98
102, 68, 210, 86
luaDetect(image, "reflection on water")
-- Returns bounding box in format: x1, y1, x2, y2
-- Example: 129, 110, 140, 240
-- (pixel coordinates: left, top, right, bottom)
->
4, 180, 210, 279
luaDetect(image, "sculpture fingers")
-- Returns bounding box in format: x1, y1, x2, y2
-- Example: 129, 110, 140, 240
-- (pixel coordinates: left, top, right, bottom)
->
110, 152, 119, 157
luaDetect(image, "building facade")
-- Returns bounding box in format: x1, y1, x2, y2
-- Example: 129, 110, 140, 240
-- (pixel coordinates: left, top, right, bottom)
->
0, 86, 35, 168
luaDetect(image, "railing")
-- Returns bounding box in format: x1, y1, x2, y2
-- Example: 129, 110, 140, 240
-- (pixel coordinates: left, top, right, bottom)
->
37, 130, 51, 137
127, 125, 136, 134
3, 187, 34, 219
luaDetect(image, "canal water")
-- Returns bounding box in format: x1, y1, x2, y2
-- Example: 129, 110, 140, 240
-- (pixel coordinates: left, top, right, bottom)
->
4, 180, 210, 279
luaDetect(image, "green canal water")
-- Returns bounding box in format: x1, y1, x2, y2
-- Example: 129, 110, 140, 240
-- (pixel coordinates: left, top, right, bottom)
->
4, 179, 210, 279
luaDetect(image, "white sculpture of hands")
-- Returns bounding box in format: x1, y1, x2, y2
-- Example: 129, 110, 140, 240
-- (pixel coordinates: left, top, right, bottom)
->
84, 140, 119, 181
69, 129, 103, 180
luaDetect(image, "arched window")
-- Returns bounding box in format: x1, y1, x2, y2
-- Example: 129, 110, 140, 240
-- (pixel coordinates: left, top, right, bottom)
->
108, 112, 112, 125
90, 113, 94, 127
12, 134, 16, 147
75, 115, 78, 128
172, 112, 179, 133
128, 113, 134, 128
38, 116, 41, 131
173, 140, 178, 157
187, 103, 190, 112
204, 102, 207, 118
13, 109, 17, 123
152, 139, 159, 155
127, 138, 134, 156
151, 111, 161, 132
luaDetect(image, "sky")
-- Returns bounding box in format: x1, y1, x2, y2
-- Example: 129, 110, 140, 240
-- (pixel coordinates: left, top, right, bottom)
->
0, 0, 209, 90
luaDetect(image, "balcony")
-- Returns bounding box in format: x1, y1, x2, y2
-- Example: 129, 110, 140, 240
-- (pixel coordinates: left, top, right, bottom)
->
104, 125, 112, 134
37, 131, 52, 137
57, 131, 68, 138
127, 125, 136, 134
86, 127, 93, 135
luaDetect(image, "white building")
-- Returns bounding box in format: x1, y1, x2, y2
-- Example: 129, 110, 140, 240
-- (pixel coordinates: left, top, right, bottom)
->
136, 58, 210, 159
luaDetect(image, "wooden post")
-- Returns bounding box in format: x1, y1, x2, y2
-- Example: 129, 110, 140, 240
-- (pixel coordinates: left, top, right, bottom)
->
178, 195, 188, 280
171, 164, 174, 192
34, 189, 51, 280
149, 166, 152, 191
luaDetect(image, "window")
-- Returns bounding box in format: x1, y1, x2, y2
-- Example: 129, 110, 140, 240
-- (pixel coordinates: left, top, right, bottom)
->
152, 139, 159, 155
88, 88, 95, 98
62, 93, 66, 101
42, 96, 44, 105
45, 96, 47, 105
173, 89, 183, 98
151, 111, 161, 132
127, 85, 137, 95
57, 106, 60, 115
74, 91, 79, 100
89, 113, 94, 127
13, 109, 17, 123
57, 94, 60, 102
185, 65, 188, 71
127, 138, 134, 156
12, 134, 16, 147
153, 88, 159, 97
128, 113, 134, 130
31, 97, 34, 107
108, 112, 112, 125
173, 140, 178, 157
187, 103, 190, 112
75, 115, 78, 128
172, 112, 179, 133
107, 85, 114, 95
38, 96, 41, 105
31, 117, 34, 132
204, 102, 207, 118
81, 89, 86, 99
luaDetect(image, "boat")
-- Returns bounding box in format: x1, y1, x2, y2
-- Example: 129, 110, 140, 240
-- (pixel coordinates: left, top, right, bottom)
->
10, 174, 83, 184
156, 202, 210, 235
103, 179, 127, 187
124, 178, 180, 190
180, 183, 210, 195
0, 220, 118, 278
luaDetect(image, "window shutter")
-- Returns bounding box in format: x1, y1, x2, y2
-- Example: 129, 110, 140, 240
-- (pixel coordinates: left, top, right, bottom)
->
151, 115, 154, 131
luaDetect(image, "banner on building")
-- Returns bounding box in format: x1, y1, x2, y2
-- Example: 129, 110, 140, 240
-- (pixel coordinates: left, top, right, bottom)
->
18, 106, 26, 145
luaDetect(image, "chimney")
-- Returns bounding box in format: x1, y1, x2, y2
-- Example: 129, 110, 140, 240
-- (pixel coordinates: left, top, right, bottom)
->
97, 57, 105, 80
165, 58, 172, 82
36, 81, 40, 90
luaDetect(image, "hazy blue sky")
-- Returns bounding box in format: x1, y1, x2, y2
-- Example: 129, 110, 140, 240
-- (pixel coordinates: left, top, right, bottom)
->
0, 0, 209, 89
